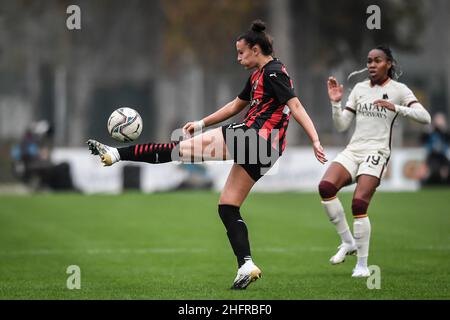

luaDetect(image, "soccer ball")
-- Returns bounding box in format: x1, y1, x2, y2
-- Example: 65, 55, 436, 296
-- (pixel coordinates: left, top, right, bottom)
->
107, 107, 143, 142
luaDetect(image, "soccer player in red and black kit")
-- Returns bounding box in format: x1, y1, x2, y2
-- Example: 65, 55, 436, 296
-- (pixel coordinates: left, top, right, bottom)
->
87, 20, 327, 289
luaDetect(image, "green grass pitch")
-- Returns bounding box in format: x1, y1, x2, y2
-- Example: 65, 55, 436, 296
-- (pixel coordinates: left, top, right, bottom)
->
0, 190, 449, 299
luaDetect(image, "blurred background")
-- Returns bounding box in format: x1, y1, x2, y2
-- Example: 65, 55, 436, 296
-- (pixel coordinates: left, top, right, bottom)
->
1, 0, 449, 193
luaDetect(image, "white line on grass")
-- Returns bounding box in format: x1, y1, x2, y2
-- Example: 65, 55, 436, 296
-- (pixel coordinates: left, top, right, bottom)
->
0, 245, 448, 256
0, 246, 330, 256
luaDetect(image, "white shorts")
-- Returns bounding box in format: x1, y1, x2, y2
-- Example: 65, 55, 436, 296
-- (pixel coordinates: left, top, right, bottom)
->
333, 149, 388, 182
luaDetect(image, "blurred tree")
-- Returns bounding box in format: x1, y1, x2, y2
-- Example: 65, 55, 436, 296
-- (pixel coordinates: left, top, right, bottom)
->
0, 0, 162, 145
159, 0, 267, 121
0, 0, 431, 149
292, 0, 425, 71
160, 0, 263, 74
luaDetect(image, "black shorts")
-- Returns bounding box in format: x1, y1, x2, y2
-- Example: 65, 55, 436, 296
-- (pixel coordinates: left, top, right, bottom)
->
221, 123, 281, 182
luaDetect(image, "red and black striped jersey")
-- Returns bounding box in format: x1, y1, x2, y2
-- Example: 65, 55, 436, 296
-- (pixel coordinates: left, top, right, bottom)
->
238, 58, 295, 153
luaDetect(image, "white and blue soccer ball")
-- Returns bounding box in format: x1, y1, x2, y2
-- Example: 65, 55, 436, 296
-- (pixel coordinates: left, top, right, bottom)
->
107, 107, 143, 142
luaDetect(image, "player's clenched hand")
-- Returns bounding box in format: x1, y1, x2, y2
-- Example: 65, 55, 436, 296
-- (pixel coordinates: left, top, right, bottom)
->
373, 99, 396, 111
313, 140, 327, 164
327, 77, 344, 103
182, 120, 205, 138
182, 122, 195, 137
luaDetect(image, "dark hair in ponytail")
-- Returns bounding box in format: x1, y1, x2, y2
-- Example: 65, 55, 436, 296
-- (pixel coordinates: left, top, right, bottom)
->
375, 45, 398, 79
237, 19, 273, 56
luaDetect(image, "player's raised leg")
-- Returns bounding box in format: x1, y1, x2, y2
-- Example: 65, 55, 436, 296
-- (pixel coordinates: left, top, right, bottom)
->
87, 127, 229, 166
318, 162, 356, 264
178, 127, 229, 162
351, 174, 379, 277
219, 164, 261, 290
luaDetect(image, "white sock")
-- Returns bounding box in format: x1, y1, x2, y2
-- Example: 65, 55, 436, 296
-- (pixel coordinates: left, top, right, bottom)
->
321, 198, 354, 245
353, 217, 371, 268
357, 256, 368, 268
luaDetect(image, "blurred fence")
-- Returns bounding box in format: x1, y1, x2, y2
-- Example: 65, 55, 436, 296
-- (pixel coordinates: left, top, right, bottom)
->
1, 0, 450, 184
48, 147, 426, 193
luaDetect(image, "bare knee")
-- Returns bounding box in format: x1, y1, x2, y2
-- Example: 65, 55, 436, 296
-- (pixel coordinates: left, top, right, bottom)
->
354, 175, 379, 200
219, 184, 246, 207
178, 140, 191, 159
353, 190, 372, 202
179, 139, 204, 162
219, 193, 240, 207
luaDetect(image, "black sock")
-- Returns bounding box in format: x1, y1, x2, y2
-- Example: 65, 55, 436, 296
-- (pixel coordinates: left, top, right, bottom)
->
218, 204, 252, 268
117, 142, 180, 163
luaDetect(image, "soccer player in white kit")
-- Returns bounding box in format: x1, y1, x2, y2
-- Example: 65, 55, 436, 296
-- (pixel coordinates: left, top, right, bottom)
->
318, 46, 431, 277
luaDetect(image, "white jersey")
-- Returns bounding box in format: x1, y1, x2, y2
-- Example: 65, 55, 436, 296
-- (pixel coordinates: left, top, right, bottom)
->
332, 78, 430, 157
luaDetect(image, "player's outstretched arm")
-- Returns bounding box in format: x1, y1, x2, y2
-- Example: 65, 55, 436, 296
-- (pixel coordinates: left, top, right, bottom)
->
286, 97, 327, 164
183, 97, 248, 137
327, 77, 355, 132
373, 99, 431, 125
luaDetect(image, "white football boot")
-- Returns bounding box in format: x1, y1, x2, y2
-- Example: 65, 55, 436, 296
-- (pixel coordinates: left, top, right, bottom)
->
329, 242, 357, 265
352, 265, 371, 277
231, 260, 262, 290
86, 139, 120, 166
